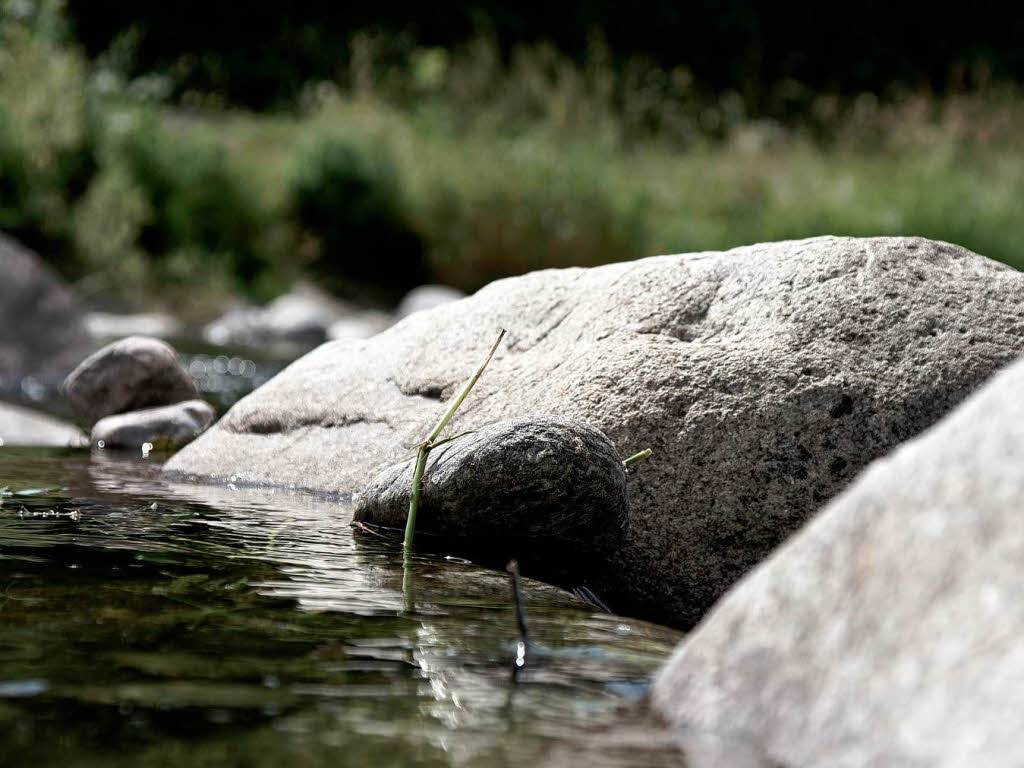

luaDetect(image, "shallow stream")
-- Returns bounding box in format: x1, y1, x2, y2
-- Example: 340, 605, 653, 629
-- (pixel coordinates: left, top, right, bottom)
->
0, 447, 683, 767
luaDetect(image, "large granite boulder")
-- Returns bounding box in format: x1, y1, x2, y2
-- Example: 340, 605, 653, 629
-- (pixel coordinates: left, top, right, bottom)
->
0, 233, 92, 381
354, 416, 628, 561
165, 236, 1024, 626
652, 352, 1024, 767
63, 336, 199, 428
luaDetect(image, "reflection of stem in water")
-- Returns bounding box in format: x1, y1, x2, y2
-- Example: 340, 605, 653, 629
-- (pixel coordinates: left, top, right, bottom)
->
507, 559, 529, 683
266, 523, 288, 554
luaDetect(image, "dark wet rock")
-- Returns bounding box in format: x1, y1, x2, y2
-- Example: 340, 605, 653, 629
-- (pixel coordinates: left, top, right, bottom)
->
0, 401, 87, 447
91, 399, 216, 450
354, 416, 628, 553
166, 236, 1024, 627
84, 311, 183, 341
0, 232, 93, 380
395, 284, 465, 319
203, 283, 353, 348
652, 353, 1024, 767
63, 336, 199, 428
326, 311, 392, 341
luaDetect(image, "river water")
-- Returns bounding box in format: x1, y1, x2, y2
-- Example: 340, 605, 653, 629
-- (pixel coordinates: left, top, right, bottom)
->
0, 446, 684, 767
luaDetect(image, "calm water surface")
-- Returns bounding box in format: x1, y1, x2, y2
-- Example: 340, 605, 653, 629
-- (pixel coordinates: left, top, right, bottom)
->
0, 447, 683, 767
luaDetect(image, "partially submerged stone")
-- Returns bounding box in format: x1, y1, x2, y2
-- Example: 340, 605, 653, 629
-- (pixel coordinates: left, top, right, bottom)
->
63, 336, 199, 428
354, 416, 628, 553
166, 236, 1024, 627
652, 354, 1024, 767
91, 399, 216, 450
0, 401, 87, 447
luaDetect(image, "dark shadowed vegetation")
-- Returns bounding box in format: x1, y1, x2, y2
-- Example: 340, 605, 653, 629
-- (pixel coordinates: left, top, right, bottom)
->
2, 0, 1024, 315
64, 0, 1024, 113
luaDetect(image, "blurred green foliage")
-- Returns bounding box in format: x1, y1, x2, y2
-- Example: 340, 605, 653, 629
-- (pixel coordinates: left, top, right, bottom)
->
116, 117, 268, 285
288, 136, 427, 301
1, 2, 1024, 316
0, 5, 289, 313
0, 19, 96, 274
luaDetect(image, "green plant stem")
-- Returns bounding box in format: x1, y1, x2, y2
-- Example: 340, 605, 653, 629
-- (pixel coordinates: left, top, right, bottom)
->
403, 328, 506, 553
623, 448, 652, 468
404, 444, 429, 554
426, 329, 506, 444
427, 429, 477, 450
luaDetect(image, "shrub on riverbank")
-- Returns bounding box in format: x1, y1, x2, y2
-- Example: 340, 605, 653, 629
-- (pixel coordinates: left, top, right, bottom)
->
2, 10, 1024, 313
288, 134, 427, 302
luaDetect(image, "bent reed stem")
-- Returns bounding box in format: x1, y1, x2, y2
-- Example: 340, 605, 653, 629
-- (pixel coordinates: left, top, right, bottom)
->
623, 448, 652, 469
403, 328, 507, 553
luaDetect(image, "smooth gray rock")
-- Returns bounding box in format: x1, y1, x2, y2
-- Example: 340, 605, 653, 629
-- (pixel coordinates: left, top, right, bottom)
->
326, 311, 392, 341
652, 353, 1024, 768
0, 401, 87, 447
354, 416, 628, 550
201, 304, 261, 347
91, 399, 216, 450
63, 336, 199, 428
203, 283, 354, 347
395, 284, 465, 318
0, 232, 92, 379
165, 236, 1024, 627
258, 284, 349, 344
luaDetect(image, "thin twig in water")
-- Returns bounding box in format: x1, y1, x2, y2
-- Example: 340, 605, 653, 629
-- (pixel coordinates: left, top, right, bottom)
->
507, 559, 529, 683
404, 329, 507, 553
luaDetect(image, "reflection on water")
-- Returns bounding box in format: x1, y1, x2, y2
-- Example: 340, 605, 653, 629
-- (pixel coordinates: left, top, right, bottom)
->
0, 448, 684, 767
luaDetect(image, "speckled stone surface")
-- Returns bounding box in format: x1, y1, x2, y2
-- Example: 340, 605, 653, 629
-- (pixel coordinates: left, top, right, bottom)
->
354, 416, 628, 552
653, 352, 1024, 767
63, 336, 199, 428
165, 236, 1024, 627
